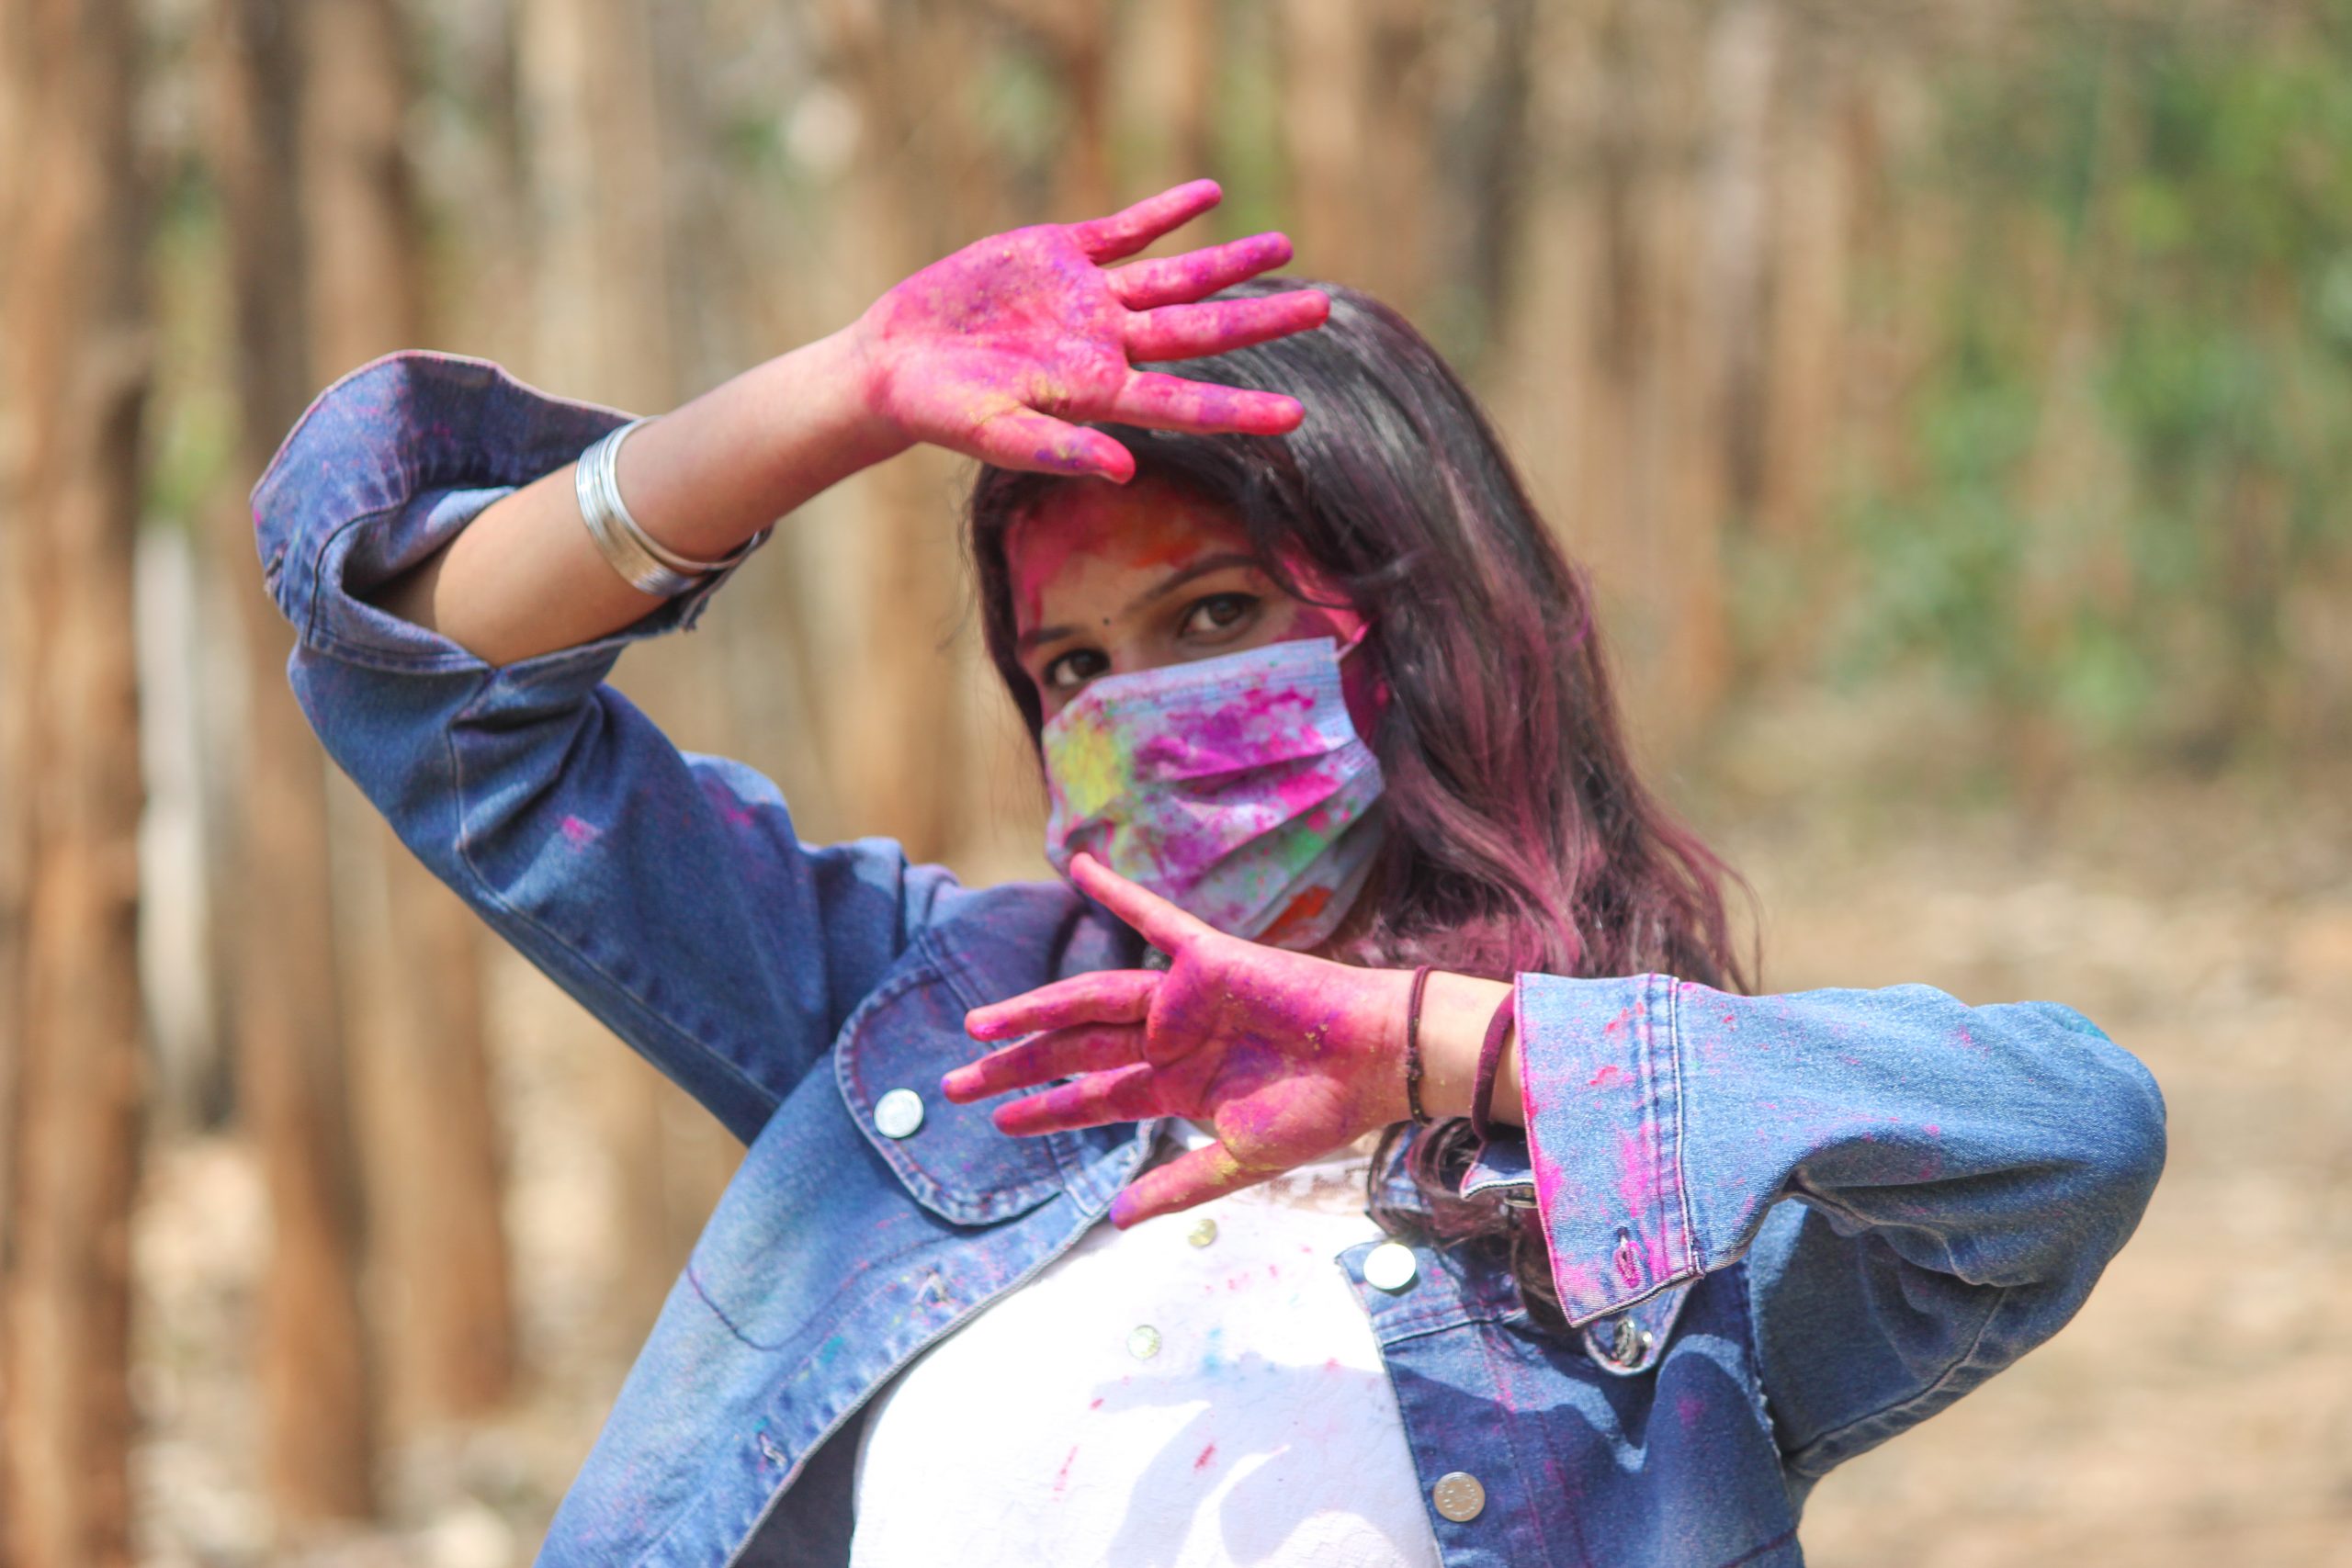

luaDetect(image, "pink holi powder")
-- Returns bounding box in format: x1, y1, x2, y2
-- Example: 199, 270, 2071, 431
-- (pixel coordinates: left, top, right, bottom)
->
1616, 1124, 1663, 1218
1587, 1063, 1629, 1089
1555, 1258, 1604, 1303
559, 815, 601, 848
1193, 1443, 1217, 1472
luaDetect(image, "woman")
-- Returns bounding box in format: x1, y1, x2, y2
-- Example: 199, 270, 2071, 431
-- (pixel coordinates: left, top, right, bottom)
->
254, 180, 2165, 1567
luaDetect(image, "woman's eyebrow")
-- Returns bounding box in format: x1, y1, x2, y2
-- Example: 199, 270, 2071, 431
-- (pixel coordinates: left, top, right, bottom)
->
1013, 552, 1264, 656
1015, 622, 1077, 655
1120, 552, 1262, 617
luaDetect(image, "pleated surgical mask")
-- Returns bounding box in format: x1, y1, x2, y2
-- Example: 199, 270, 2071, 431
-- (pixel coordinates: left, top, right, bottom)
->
1041, 634, 1385, 951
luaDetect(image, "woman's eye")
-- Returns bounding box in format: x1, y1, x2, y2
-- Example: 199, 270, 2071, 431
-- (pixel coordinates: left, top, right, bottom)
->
1041, 649, 1109, 693
1181, 592, 1259, 640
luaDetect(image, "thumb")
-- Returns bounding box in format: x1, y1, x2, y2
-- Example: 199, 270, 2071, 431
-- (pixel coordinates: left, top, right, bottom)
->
1108, 1140, 1267, 1228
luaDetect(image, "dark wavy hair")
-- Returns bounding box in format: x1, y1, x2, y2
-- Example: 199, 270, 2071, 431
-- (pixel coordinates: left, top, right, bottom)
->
965, 279, 1751, 1332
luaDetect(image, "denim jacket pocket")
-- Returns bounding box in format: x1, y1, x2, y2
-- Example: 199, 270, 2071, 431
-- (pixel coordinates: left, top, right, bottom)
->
835, 934, 1067, 1227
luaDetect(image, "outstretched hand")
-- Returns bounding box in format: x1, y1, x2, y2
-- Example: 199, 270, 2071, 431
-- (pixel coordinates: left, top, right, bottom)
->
850, 179, 1328, 483
941, 852, 1412, 1228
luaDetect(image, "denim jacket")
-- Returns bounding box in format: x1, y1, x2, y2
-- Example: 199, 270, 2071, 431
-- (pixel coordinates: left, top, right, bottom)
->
254, 351, 2166, 1568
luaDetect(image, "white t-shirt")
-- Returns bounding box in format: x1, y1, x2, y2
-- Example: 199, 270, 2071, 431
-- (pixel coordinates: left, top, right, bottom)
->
848, 1122, 1442, 1566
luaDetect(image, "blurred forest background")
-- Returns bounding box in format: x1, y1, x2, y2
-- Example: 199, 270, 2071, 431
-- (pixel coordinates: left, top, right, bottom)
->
5, 0, 2350, 1564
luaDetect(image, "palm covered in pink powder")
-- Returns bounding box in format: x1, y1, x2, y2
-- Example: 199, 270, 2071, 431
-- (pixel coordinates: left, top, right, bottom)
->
944, 852, 1413, 1229
850, 179, 1329, 484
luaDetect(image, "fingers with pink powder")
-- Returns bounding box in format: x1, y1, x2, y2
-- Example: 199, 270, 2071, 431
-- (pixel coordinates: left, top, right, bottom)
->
965, 965, 1159, 1042
1110, 372, 1306, 436
1067, 178, 1223, 264
1107, 232, 1295, 310
1069, 852, 1216, 952
1108, 1142, 1266, 1228
1124, 290, 1331, 363
974, 409, 1137, 484
992, 1062, 1163, 1136
941, 1023, 1146, 1103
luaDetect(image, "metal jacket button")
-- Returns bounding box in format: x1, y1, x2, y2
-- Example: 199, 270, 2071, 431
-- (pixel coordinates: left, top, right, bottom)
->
1363, 1241, 1417, 1292
1127, 1325, 1161, 1359
1431, 1471, 1486, 1522
1187, 1217, 1218, 1247
874, 1088, 924, 1139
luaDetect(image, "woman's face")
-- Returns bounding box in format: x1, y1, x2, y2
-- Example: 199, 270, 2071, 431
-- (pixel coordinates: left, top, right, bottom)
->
1005, 476, 1371, 726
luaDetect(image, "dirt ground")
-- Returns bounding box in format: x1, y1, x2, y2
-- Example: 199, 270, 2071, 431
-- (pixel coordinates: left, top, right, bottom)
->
130, 759, 2352, 1566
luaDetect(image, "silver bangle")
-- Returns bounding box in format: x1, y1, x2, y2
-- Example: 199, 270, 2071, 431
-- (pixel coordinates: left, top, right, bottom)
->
574, 417, 770, 597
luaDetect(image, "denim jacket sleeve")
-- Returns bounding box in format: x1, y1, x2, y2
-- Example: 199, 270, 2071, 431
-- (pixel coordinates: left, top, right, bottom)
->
1495, 973, 2165, 1484
251, 349, 960, 1144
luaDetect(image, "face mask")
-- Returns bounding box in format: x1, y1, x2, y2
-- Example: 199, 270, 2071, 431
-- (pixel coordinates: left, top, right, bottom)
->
1041, 635, 1386, 952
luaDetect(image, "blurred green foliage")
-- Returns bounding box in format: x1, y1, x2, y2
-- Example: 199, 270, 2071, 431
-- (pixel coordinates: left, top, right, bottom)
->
1834, 4, 2352, 761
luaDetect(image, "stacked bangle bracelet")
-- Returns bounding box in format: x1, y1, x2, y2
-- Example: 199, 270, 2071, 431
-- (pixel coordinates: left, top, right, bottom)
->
575, 416, 770, 597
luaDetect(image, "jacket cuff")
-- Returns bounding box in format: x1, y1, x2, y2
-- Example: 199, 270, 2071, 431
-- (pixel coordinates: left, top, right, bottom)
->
251, 348, 737, 674
1514, 972, 1702, 1325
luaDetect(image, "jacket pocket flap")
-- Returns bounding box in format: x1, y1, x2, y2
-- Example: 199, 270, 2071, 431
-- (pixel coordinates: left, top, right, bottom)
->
835, 943, 1067, 1227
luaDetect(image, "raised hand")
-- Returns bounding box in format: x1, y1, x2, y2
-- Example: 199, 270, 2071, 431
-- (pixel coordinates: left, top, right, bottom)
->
849, 179, 1329, 484
941, 852, 1413, 1227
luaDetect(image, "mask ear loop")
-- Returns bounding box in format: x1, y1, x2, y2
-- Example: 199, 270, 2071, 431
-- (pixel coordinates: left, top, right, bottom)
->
1335, 623, 1373, 663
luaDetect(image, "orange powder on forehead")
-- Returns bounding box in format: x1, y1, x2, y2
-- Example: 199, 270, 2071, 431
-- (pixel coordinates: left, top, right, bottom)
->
1005, 477, 1372, 642
1006, 479, 1255, 626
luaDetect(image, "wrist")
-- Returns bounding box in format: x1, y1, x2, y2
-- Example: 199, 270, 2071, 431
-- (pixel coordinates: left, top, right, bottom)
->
1416, 972, 1521, 1127
768, 324, 911, 475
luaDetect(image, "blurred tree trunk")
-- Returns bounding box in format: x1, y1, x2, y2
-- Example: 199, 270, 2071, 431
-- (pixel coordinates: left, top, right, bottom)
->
204, 0, 379, 1523
1125, 0, 1217, 196
1491, 0, 1749, 755
986, 0, 1112, 217
1650, 0, 1777, 739
1277, 0, 1434, 312
515, 0, 744, 1333
818, 0, 987, 866
1758, 55, 1853, 548
0, 0, 150, 1562
1748, 45, 1860, 685
301, 0, 517, 1427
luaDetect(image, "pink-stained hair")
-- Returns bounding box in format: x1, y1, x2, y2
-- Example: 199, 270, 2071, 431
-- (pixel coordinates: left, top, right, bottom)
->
966, 279, 1753, 1330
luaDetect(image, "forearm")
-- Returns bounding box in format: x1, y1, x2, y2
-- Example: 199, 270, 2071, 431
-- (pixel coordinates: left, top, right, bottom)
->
368, 326, 905, 666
